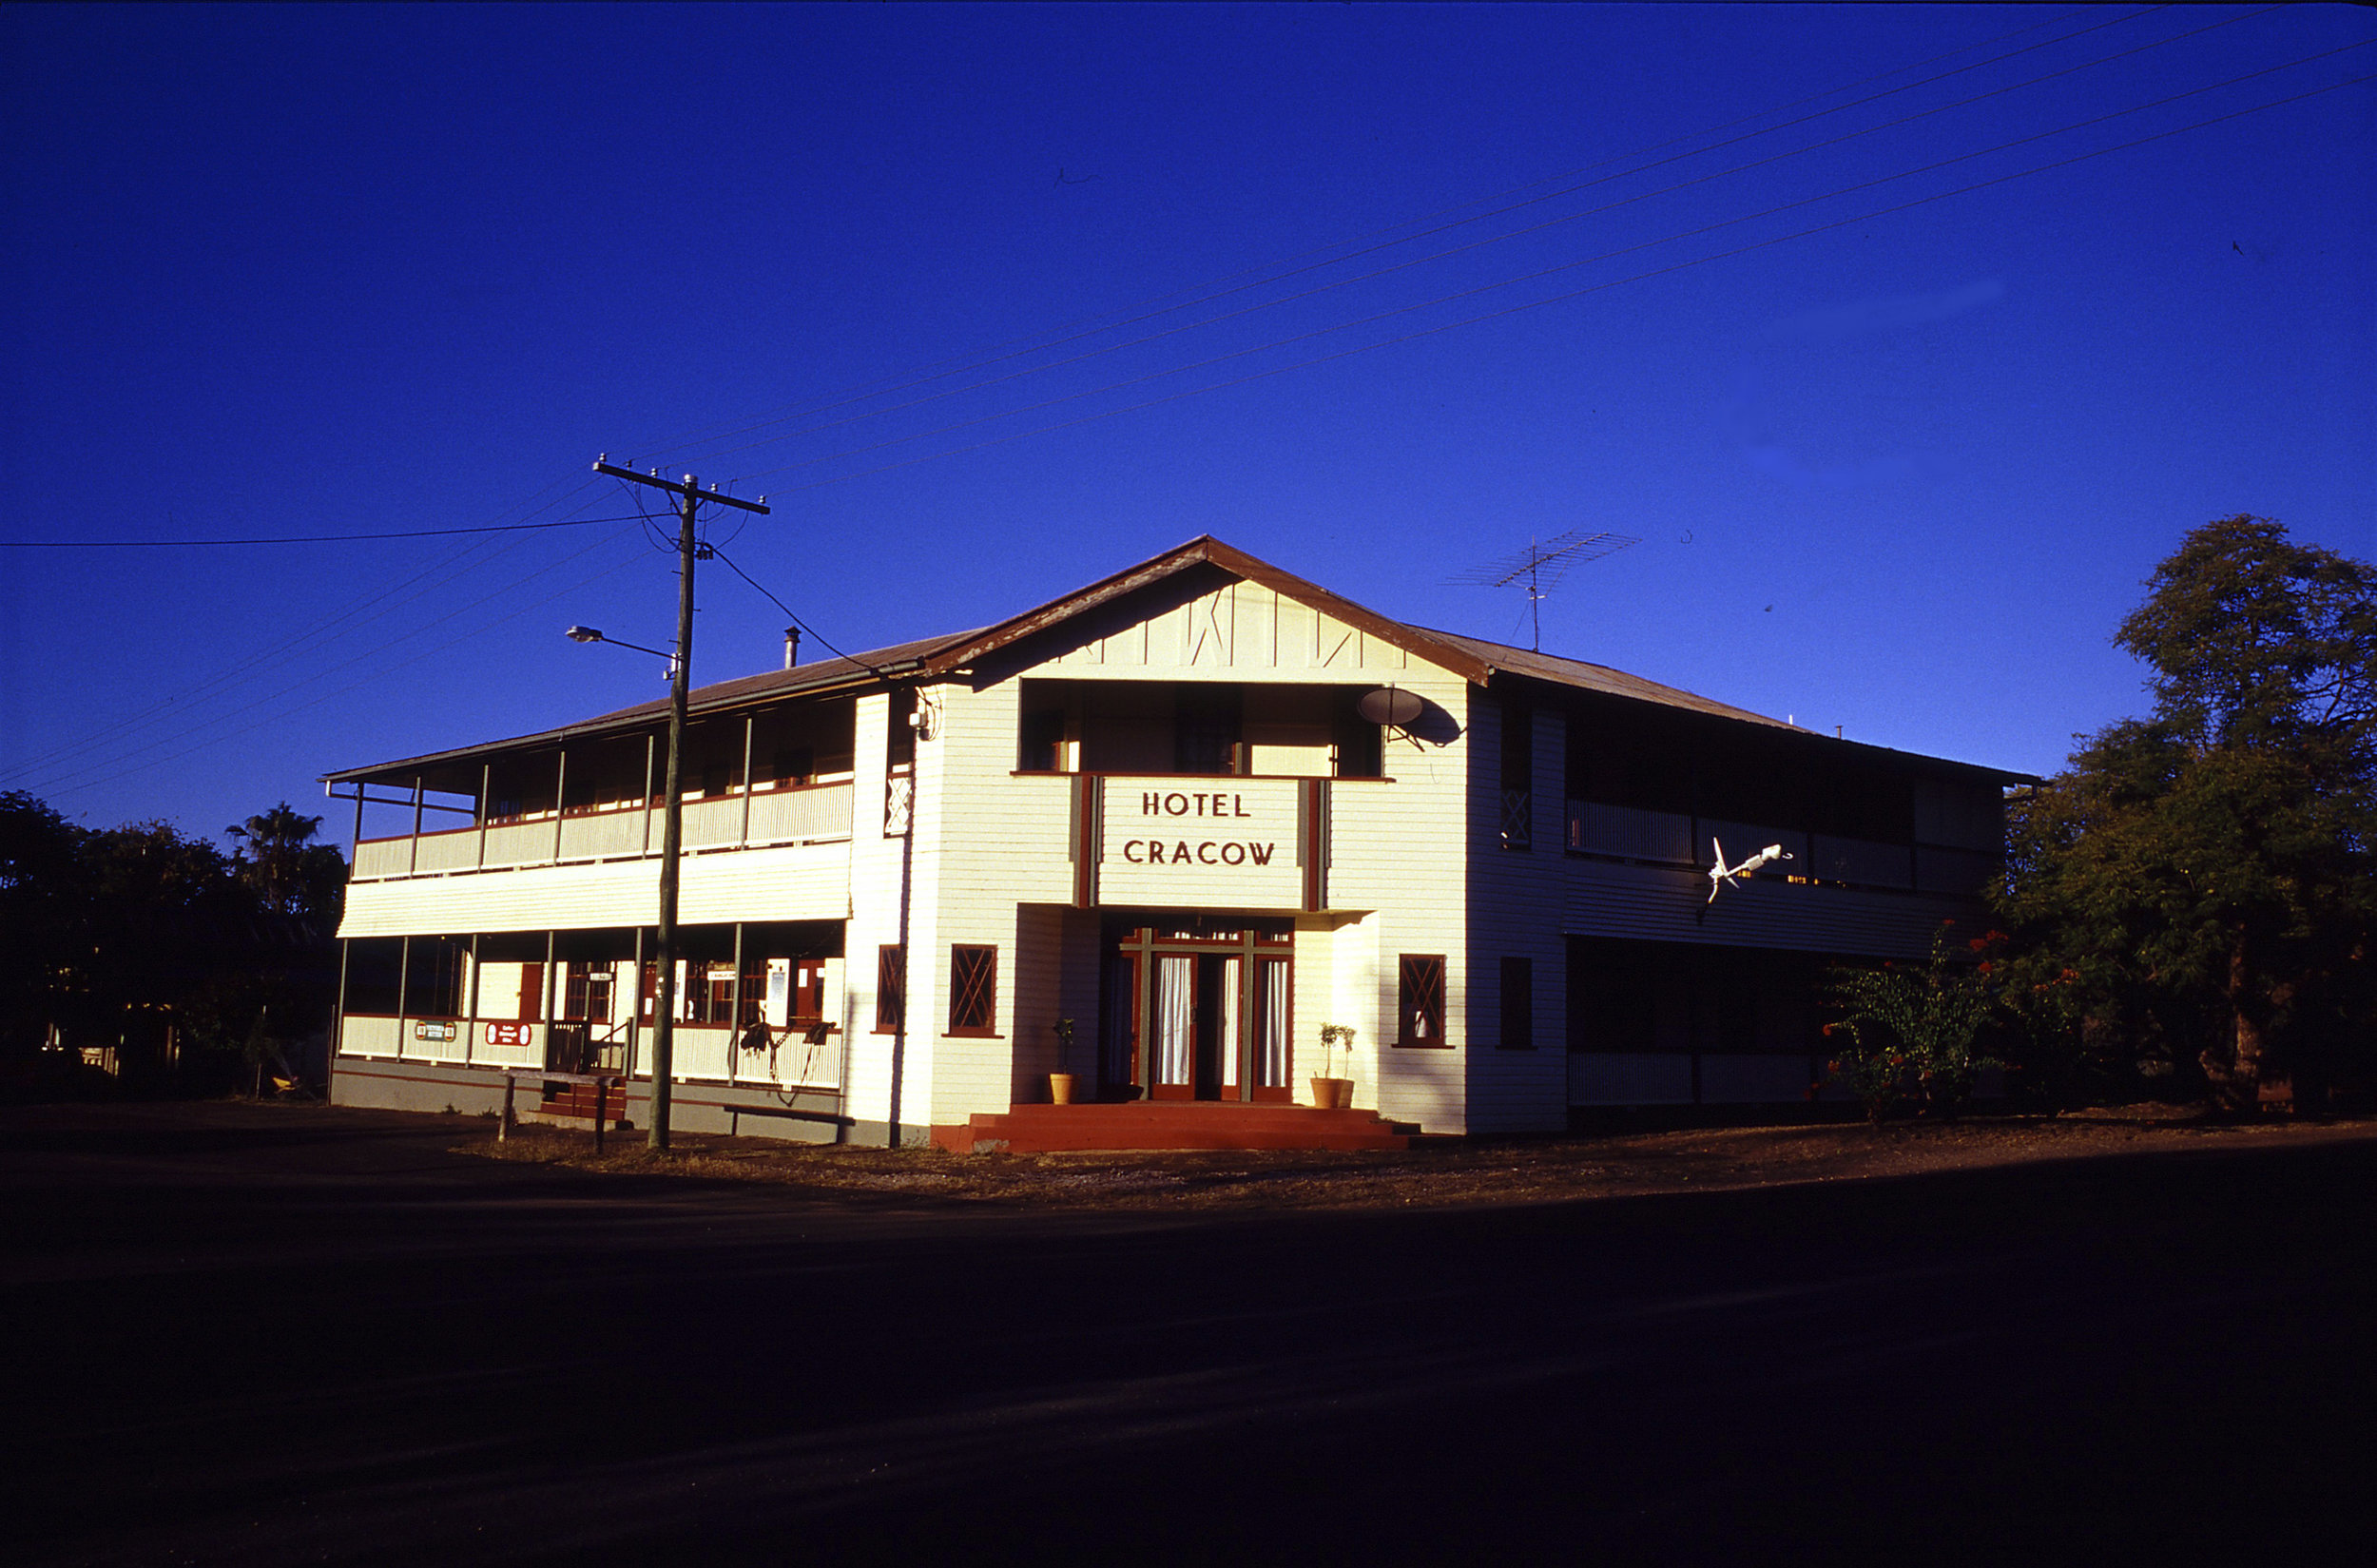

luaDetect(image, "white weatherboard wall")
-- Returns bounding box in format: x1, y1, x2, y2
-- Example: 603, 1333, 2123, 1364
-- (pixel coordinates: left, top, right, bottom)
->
918, 677, 1077, 1129
338, 842, 851, 938
841, 690, 913, 1140
1462, 695, 1570, 1133
1020, 574, 1476, 1131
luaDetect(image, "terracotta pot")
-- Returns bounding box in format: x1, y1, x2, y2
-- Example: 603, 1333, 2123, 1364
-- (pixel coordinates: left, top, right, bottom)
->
1310, 1075, 1353, 1110
1049, 1073, 1076, 1106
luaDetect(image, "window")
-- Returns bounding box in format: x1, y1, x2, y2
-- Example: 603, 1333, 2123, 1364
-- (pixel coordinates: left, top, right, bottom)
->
1398, 955, 1447, 1047
1173, 685, 1244, 775
690, 962, 738, 1025
874, 945, 905, 1035
888, 688, 918, 771
562, 961, 612, 1023
1500, 702, 1533, 850
1018, 706, 1066, 772
1334, 700, 1383, 779
950, 945, 998, 1036
771, 747, 813, 788
1498, 956, 1534, 1050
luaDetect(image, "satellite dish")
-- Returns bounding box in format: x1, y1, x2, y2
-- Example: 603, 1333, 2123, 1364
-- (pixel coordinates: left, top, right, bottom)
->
1356, 687, 1423, 726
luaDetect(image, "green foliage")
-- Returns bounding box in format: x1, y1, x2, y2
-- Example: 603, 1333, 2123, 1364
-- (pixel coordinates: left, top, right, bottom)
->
1825, 923, 2002, 1123
1317, 1022, 1357, 1078
1997, 516, 2376, 1107
0, 792, 347, 1095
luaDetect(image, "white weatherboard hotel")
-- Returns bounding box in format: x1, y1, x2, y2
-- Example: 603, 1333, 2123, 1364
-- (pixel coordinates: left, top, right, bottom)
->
324, 537, 2023, 1148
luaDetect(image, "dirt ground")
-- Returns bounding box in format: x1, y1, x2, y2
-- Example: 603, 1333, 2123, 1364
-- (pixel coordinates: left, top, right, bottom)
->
466, 1101, 2377, 1210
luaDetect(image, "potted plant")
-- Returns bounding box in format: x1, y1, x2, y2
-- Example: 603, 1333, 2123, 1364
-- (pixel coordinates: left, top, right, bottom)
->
1049, 1016, 1077, 1105
1312, 1023, 1357, 1110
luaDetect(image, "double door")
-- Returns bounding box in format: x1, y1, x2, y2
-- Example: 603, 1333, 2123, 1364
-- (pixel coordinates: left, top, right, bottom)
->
1100, 923, 1293, 1102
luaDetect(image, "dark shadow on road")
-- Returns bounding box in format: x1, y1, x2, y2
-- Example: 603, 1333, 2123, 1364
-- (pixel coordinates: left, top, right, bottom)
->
4, 1106, 2371, 1564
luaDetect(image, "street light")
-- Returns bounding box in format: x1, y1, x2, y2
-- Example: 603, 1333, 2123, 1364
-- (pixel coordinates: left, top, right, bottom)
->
566, 626, 676, 669
565, 620, 689, 1148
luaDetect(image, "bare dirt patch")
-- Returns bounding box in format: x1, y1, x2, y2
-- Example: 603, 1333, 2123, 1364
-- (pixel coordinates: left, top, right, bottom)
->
461, 1103, 2377, 1211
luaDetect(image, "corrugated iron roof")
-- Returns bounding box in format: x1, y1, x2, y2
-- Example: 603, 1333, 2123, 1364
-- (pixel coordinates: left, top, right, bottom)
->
323, 535, 2030, 786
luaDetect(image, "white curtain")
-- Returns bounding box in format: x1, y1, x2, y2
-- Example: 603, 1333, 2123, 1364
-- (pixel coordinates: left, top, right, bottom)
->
1219, 957, 1241, 1089
1260, 958, 1290, 1087
1156, 955, 1194, 1085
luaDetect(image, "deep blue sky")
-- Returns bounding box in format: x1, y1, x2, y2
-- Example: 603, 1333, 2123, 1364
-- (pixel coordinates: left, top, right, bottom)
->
5, 3, 2371, 851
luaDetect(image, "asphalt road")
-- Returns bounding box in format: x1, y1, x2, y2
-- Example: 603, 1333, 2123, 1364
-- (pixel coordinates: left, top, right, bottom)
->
5, 1102, 2372, 1565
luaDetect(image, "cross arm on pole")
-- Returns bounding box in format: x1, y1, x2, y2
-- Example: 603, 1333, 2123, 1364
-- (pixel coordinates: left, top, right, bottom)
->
593, 459, 771, 514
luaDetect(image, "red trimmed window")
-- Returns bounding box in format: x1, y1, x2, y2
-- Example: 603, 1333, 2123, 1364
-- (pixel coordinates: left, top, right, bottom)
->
875, 946, 905, 1035
949, 945, 998, 1036
1398, 955, 1447, 1047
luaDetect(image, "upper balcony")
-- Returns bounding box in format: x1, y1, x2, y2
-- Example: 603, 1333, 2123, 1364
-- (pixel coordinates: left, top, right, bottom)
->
341, 697, 859, 884
1561, 798, 2000, 898
350, 777, 855, 882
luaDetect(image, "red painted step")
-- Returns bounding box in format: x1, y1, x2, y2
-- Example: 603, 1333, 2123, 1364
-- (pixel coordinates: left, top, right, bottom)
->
935, 1102, 1417, 1154
537, 1083, 628, 1122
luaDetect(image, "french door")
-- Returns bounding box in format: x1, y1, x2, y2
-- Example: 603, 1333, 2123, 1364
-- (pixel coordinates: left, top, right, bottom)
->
1100, 920, 1293, 1102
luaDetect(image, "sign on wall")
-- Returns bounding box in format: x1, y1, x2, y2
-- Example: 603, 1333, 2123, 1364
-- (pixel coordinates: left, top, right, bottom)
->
1086, 777, 1322, 911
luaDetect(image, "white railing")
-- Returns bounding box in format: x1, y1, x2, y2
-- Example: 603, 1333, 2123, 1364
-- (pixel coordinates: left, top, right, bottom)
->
558, 808, 647, 861
352, 840, 411, 880
415, 830, 481, 873
481, 819, 551, 868
472, 1021, 542, 1068
408, 1017, 469, 1064
681, 795, 745, 849
672, 1025, 734, 1082
732, 1028, 843, 1090
349, 780, 857, 882
1565, 801, 1693, 862
747, 781, 853, 844
340, 1014, 402, 1057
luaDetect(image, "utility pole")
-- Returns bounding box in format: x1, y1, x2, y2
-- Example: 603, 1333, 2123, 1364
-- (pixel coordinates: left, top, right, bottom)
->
591, 458, 769, 1150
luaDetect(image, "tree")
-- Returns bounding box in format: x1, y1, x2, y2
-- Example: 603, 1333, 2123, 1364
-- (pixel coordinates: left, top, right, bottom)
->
225, 802, 344, 930
1824, 922, 2002, 1124
1, 792, 86, 1060
1999, 517, 2376, 1108
1, 793, 348, 1094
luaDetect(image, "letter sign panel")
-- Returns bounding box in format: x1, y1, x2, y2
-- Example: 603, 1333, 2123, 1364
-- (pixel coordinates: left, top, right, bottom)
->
1099, 776, 1303, 910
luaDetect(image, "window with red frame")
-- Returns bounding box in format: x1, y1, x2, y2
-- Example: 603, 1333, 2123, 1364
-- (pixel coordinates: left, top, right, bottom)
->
875, 945, 905, 1035
949, 945, 997, 1036
1398, 954, 1446, 1046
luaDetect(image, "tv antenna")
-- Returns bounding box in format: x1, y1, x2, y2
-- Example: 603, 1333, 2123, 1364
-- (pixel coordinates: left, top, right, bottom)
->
1450, 529, 1640, 650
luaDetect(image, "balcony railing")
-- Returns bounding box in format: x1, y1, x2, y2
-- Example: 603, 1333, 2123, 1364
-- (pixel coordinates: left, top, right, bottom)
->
351, 779, 855, 881
1563, 799, 1994, 896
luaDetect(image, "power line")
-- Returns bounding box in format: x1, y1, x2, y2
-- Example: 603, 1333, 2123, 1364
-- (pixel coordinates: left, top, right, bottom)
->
2, 513, 652, 549
3, 476, 613, 784
12, 522, 652, 796
707, 547, 886, 676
